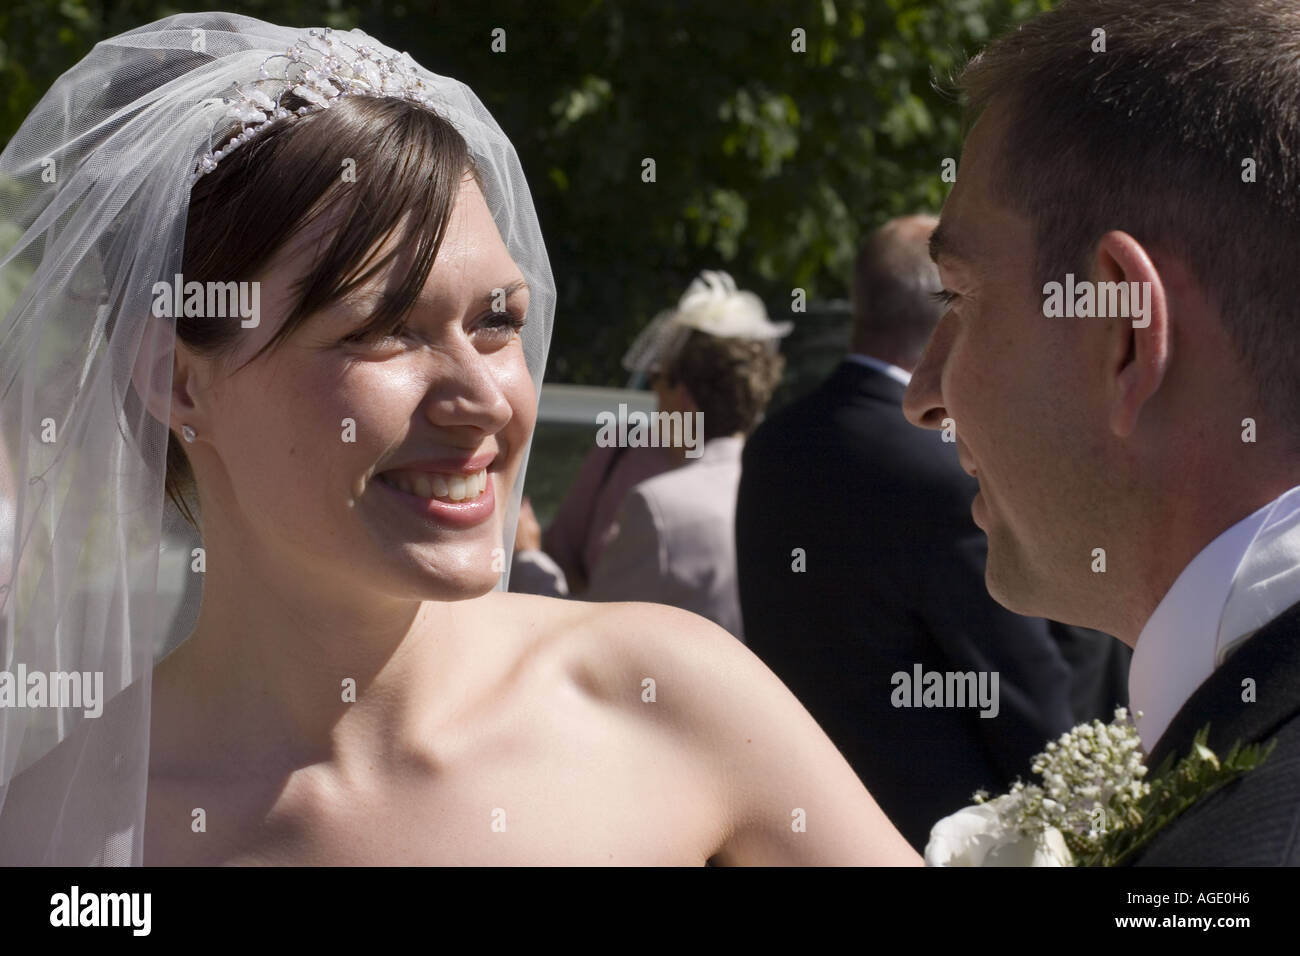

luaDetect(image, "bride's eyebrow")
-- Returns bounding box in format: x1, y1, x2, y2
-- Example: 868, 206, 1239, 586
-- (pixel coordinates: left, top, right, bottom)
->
339, 278, 529, 315
484, 278, 529, 304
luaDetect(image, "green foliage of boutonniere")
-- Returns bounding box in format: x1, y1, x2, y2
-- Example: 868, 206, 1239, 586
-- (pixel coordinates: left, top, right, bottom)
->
925, 709, 1276, 867
1077, 726, 1277, 867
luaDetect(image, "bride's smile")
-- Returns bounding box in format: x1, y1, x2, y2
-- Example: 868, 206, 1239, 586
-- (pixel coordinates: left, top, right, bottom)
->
370, 462, 496, 526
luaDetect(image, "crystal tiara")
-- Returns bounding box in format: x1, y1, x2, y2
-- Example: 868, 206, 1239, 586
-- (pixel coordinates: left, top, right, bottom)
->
192, 27, 438, 184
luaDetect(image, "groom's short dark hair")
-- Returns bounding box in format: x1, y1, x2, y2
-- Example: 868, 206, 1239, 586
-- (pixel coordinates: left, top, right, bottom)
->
958, 0, 1300, 435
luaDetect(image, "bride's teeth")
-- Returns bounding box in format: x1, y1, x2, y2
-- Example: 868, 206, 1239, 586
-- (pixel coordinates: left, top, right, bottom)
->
382, 468, 488, 502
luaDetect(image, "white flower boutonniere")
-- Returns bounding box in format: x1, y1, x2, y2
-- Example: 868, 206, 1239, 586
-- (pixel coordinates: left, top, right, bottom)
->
924, 707, 1275, 867
924, 795, 1073, 866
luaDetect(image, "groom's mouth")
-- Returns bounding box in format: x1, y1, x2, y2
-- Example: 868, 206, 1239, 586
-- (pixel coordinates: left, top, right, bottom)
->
954, 436, 979, 479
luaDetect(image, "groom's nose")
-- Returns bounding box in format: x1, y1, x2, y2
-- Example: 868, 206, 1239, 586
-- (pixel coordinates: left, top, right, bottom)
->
903, 318, 954, 430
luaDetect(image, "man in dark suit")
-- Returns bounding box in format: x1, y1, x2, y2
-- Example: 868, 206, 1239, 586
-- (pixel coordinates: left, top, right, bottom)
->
737, 216, 1125, 850
904, 0, 1300, 864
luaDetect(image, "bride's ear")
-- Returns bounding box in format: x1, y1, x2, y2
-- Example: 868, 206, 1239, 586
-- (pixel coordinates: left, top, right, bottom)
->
130, 313, 205, 437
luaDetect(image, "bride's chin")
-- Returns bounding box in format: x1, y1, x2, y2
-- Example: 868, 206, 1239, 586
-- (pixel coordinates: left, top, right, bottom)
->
403, 544, 506, 599
358, 490, 510, 595
374, 567, 499, 603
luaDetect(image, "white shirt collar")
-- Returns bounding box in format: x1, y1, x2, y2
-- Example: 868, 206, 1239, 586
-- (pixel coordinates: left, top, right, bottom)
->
697, 434, 744, 464
843, 352, 912, 388
1130, 483, 1300, 751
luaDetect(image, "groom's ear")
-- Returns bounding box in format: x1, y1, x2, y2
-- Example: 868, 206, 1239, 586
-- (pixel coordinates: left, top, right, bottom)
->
1095, 231, 1170, 439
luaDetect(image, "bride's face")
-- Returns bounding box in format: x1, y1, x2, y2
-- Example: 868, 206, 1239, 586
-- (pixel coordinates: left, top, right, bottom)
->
190, 175, 535, 601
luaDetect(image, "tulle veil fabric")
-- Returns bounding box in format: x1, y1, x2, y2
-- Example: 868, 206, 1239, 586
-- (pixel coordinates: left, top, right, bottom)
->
0, 12, 555, 864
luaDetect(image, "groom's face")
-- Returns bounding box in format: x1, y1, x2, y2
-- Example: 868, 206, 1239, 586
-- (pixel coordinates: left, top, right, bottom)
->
903, 107, 1112, 622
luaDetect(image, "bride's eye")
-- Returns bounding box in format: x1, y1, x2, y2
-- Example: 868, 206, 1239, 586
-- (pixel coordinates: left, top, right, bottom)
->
931, 289, 959, 307
339, 324, 408, 349
477, 309, 527, 339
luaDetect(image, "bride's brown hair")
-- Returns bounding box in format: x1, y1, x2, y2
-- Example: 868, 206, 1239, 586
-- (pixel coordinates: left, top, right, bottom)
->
168, 94, 475, 528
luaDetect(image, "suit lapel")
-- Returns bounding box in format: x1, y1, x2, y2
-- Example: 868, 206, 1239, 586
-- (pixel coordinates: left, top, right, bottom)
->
1145, 598, 1300, 768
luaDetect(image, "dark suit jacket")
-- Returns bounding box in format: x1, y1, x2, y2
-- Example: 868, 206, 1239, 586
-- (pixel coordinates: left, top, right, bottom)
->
1131, 598, 1300, 865
735, 360, 1082, 850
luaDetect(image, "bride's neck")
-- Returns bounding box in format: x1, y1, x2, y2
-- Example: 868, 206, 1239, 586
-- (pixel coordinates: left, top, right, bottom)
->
155, 530, 495, 777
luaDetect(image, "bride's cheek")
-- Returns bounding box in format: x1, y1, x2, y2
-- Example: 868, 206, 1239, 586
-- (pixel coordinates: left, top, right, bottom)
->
500, 355, 539, 425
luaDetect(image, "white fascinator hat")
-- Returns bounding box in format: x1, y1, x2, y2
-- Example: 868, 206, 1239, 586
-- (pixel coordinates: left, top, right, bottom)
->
621, 270, 792, 383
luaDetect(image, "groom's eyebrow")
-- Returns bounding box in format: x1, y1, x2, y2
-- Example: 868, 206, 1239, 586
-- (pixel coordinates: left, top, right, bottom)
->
929, 223, 967, 266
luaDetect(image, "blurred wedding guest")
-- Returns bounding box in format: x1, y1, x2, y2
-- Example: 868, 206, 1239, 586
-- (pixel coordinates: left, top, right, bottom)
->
568, 271, 789, 639
735, 216, 1121, 850
1054, 620, 1131, 724
509, 495, 571, 595
512, 444, 672, 595
584, 274, 789, 638
548, 445, 672, 591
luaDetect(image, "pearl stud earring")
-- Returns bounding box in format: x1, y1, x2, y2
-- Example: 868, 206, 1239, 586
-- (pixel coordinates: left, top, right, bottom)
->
181, 424, 196, 443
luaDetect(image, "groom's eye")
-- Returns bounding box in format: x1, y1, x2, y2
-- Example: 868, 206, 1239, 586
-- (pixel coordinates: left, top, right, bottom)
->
931, 289, 960, 307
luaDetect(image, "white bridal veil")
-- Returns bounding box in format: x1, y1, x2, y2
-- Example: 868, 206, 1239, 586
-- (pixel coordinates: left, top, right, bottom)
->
0, 12, 555, 864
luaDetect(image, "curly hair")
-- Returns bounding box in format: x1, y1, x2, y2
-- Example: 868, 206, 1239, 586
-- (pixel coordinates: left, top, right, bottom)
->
663, 330, 785, 440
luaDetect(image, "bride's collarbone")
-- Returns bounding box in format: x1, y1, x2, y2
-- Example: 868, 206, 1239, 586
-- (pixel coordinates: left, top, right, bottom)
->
145, 725, 721, 866
145, 612, 725, 864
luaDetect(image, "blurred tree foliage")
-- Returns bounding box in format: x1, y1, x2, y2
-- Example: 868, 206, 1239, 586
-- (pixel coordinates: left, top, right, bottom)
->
1, 0, 1054, 384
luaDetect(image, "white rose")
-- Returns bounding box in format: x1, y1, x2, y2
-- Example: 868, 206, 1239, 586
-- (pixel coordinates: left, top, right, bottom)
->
924, 796, 1074, 866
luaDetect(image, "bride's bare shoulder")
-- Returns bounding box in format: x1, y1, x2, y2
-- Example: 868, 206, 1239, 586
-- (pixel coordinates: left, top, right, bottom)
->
487, 592, 921, 864
485, 591, 754, 707
486, 592, 820, 762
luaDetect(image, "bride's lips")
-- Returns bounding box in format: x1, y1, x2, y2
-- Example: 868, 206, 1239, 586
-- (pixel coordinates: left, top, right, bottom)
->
372, 454, 498, 528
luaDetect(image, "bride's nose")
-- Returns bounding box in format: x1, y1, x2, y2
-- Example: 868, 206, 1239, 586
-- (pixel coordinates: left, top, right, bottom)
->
421, 342, 515, 433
